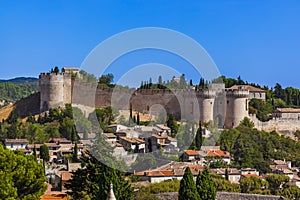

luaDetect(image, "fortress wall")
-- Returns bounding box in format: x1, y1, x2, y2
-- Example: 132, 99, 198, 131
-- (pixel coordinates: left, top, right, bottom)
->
63, 74, 72, 105
250, 115, 300, 137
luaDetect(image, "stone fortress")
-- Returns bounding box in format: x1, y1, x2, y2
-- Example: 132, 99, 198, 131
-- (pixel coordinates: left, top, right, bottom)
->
39, 67, 300, 133
39, 67, 251, 129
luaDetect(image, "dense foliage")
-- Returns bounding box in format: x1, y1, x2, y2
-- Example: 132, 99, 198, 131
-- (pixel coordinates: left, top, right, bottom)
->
218, 118, 300, 173
179, 167, 200, 200
66, 151, 133, 200
0, 82, 38, 105
196, 168, 216, 200
0, 145, 46, 199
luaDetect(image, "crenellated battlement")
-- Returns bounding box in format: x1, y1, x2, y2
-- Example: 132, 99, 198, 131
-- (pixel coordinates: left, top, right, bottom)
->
225, 89, 249, 98
39, 69, 251, 129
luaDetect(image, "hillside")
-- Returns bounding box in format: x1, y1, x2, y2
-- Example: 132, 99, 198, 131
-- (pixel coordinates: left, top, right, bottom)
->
0, 77, 38, 84
0, 79, 39, 106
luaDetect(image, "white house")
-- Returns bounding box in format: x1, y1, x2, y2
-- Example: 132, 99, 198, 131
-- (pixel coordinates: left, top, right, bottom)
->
5, 139, 28, 150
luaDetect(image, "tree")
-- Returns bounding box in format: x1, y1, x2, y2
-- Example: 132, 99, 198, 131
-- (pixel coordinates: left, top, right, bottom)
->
59, 117, 74, 140
137, 112, 140, 125
179, 74, 187, 89
130, 103, 133, 122
166, 114, 178, 135
265, 174, 290, 194
33, 143, 37, 160
240, 176, 268, 193
196, 168, 216, 200
98, 73, 114, 86
40, 144, 50, 162
72, 142, 78, 162
66, 151, 133, 200
54, 66, 59, 74
225, 168, 229, 181
0, 145, 46, 199
195, 121, 203, 150
179, 167, 200, 200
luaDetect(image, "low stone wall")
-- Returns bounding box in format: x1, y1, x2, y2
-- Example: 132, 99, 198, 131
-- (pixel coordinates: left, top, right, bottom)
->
155, 192, 286, 200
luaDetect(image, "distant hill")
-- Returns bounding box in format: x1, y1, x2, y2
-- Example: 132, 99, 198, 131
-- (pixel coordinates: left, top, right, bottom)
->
0, 77, 38, 84
0, 77, 39, 107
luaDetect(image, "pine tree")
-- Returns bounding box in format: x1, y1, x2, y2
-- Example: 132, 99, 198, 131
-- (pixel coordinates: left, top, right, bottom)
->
133, 115, 136, 123
196, 168, 216, 200
195, 121, 203, 150
179, 167, 200, 200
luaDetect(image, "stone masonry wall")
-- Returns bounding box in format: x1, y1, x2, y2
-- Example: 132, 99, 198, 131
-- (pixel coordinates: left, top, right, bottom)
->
155, 192, 286, 200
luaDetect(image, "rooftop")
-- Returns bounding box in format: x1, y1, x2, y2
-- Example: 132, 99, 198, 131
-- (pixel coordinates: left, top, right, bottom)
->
229, 85, 265, 92
5, 139, 28, 144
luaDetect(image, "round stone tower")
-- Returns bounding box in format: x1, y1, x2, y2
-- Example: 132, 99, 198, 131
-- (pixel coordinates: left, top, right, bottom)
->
39, 72, 64, 112
225, 89, 250, 128
198, 90, 216, 123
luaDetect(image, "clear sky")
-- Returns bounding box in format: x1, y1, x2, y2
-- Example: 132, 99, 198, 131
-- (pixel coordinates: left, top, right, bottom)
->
1, 0, 300, 88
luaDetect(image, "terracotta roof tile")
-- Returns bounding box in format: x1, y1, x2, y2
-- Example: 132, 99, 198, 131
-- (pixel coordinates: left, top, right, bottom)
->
184, 150, 199, 156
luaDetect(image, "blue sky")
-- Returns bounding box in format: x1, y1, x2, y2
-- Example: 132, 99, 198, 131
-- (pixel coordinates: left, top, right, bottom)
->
1, 0, 300, 88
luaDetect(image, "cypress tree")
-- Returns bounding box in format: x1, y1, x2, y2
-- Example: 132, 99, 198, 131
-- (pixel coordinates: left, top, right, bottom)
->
196, 168, 216, 200
137, 112, 140, 125
72, 142, 78, 162
195, 121, 203, 150
179, 167, 200, 200
129, 103, 133, 121
225, 168, 229, 181
133, 115, 136, 123
33, 143, 37, 160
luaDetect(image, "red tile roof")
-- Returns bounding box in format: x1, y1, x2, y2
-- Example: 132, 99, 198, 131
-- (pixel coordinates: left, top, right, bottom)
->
135, 170, 174, 177
242, 174, 261, 179
207, 150, 230, 157
184, 150, 199, 156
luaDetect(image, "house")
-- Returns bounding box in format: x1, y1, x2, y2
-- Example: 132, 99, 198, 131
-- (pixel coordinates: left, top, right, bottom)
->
118, 137, 145, 153
211, 168, 241, 184
61, 172, 72, 192
135, 170, 176, 183
183, 150, 200, 161
107, 124, 128, 133
198, 146, 231, 165
206, 149, 231, 165
115, 128, 140, 139
273, 108, 300, 120
103, 133, 117, 143
4, 139, 28, 150
155, 124, 171, 135
229, 85, 266, 101
50, 138, 72, 145
135, 163, 205, 183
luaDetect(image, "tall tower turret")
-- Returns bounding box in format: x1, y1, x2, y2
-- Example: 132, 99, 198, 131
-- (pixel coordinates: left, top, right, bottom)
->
39, 72, 64, 112
225, 89, 250, 128
198, 90, 216, 123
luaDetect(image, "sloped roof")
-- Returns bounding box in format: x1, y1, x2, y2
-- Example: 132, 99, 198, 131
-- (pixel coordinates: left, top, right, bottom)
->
275, 108, 300, 113
207, 150, 230, 157
229, 85, 265, 92
184, 150, 199, 156
61, 172, 72, 181
5, 139, 28, 144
